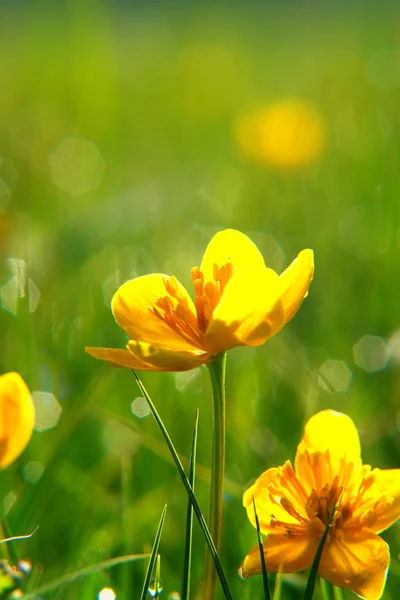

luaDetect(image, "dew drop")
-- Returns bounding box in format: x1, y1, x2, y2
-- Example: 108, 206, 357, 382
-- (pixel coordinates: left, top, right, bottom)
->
148, 578, 163, 597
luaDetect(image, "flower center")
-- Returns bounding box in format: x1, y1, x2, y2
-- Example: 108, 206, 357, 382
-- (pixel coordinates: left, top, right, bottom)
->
305, 477, 342, 526
191, 262, 234, 332
266, 460, 351, 540
149, 276, 205, 349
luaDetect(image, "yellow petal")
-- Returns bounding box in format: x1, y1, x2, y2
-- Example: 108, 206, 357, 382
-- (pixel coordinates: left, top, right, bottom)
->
204, 268, 285, 354
279, 249, 314, 323
0, 372, 35, 469
319, 533, 389, 600
85, 345, 208, 372
241, 534, 318, 577
127, 341, 209, 371
200, 229, 265, 283
112, 274, 201, 352
353, 468, 400, 534
295, 410, 362, 492
243, 465, 307, 535
86, 346, 163, 370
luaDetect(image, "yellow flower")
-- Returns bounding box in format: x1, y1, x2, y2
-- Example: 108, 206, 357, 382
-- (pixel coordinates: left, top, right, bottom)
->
235, 99, 325, 169
0, 372, 35, 469
86, 229, 314, 372
242, 409, 400, 600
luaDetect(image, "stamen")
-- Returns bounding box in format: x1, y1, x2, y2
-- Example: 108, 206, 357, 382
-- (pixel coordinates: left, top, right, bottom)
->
148, 277, 204, 348
281, 461, 308, 502
204, 281, 219, 305
194, 279, 203, 298
191, 266, 203, 284
195, 296, 208, 332
213, 263, 219, 281
191, 261, 235, 334
164, 275, 179, 297
361, 509, 378, 528
280, 497, 308, 524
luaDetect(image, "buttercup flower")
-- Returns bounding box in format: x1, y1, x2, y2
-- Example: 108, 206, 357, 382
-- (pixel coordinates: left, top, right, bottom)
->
235, 99, 325, 169
86, 229, 314, 372
0, 372, 35, 469
242, 409, 400, 600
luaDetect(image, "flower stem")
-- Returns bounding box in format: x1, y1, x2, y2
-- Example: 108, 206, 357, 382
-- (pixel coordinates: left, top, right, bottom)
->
202, 352, 227, 600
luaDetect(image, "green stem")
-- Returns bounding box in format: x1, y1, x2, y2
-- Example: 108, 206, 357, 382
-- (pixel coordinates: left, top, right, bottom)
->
333, 585, 344, 600
320, 578, 332, 600
202, 352, 227, 600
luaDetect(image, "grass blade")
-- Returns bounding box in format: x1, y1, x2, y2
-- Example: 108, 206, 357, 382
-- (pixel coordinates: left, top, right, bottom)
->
0, 526, 39, 545
182, 409, 199, 600
252, 495, 271, 600
140, 504, 167, 600
302, 499, 339, 600
132, 371, 233, 600
23, 553, 149, 598
320, 578, 333, 600
272, 569, 283, 600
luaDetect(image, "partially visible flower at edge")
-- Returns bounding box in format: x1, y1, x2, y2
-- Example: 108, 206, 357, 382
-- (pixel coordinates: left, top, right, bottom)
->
0, 372, 35, 469
86, 229, 314, 372
242, 409, 400, 600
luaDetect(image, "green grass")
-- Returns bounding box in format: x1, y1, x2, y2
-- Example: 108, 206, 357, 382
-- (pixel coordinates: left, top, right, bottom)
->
1, 2, 400, 599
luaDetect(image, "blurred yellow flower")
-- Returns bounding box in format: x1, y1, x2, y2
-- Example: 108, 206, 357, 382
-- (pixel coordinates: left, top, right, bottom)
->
235, 99, 325, 169
86, 229, 314, 372
0, 372, 35, 469
242, 409, 400, 600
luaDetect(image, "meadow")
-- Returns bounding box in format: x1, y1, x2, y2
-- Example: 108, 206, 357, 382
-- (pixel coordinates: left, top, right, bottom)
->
0, 2, 400, 599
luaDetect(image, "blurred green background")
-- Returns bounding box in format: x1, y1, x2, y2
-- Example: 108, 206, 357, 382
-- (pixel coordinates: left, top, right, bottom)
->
1, 1, 400, 598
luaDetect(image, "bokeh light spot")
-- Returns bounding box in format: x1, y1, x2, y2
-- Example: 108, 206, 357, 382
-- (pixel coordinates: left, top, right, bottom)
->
28, 278, 41, 313
98, 588, 116, 600
388, 329, 400, 364
168, 593, 181, 600
49, 136, 105, 196
318, 359, 352, 393
8, 258, 26, 297
131, 396, 151, 419
174, 370, 199, 392
0, 276, 19, 314
250, 427, 278, 458
22, 461, 45, 484
32, 391, 62, 432
353, 335, 390, 373
339, 205, 390, 259
3, 491, 17, 515
235, 99, 325, 169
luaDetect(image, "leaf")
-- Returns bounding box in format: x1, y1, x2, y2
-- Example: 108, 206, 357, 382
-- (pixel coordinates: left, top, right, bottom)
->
182, 409, 199, 600
132, 371, 233, 600
24, 553, 149, 598
140, 504, 167, 600
252, 495, 271, 600
302, 498, 340, 600
0, 526, 39, 544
